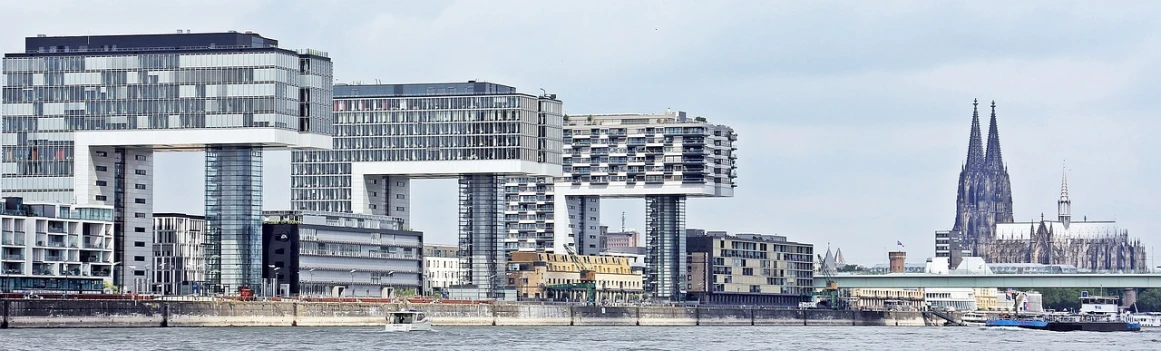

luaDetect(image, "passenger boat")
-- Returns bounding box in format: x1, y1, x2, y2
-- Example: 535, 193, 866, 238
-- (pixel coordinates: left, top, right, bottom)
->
985, 314, 1048, 329
961, 312, 988, 326
1124, 312, 1161, 328
385, 309, 433, 332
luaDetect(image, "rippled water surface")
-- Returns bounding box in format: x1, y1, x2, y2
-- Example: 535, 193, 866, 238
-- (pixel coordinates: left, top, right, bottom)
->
2, 326, 1160, 350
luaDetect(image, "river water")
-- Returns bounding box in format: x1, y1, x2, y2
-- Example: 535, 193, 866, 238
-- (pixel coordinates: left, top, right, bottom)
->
2, 326, 1159, 350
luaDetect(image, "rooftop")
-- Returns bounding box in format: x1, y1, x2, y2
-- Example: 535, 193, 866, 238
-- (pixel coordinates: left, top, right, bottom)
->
333, 81, 520, 98
9, 31, 327, 58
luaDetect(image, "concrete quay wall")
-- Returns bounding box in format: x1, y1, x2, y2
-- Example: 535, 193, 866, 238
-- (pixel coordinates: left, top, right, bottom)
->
0, 300, 942, 328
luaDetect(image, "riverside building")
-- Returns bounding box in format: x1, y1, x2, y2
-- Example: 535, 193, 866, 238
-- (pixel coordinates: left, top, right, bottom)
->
261, 210, 422, 298
0, 197, 115, 293
555, 111, 738, 300
1, 31, 334, 294
151, 213, 206, 295
290, 81, 563, 298
685, 230, 813, 307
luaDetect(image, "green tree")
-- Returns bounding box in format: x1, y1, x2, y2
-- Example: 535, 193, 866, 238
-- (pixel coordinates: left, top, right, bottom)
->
1134, 289, 1161, 312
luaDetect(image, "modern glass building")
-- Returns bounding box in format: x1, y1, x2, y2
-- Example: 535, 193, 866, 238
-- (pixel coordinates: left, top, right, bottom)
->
553, 111, 738, 300
1, 31, 334, 294
290, 81, 563, 297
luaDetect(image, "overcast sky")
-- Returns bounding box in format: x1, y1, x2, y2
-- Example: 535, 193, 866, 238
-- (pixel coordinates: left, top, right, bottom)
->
3, 0, 1159, 265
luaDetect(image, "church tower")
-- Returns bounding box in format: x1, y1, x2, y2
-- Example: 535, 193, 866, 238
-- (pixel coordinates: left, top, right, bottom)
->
949, 99, 1015, 262
1058, 163, 1071, 229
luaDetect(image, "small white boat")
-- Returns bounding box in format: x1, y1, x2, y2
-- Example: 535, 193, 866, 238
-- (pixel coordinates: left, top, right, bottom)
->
1125, 312, 1161, 328
386, 309, 432, 332
961, 312, 988, 326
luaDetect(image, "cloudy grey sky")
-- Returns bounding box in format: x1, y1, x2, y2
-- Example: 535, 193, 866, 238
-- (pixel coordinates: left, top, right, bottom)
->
3, 0, 1158, 265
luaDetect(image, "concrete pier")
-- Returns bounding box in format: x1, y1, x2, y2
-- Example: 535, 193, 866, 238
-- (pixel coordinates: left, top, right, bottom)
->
0, 299, 942, 328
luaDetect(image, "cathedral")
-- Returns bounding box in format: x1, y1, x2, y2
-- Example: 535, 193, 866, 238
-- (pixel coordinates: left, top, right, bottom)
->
942, 100, 1014, 261
937, 100, 1148, 272
989, 169, 1148, 272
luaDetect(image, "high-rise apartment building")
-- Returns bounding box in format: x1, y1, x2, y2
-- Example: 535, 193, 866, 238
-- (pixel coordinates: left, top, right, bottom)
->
152, 213, 206, 295
553, 111, 738, 300
290, 82, 563, 297
502, 176, 556, 252
1, 31, 333, 294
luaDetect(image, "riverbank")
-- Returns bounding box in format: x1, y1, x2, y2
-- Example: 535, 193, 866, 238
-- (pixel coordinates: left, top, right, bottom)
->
0, 299, 944, 328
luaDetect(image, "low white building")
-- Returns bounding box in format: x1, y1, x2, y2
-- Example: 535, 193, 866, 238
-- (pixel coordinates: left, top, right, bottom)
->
422, 244, 461, 295
0, 197, 115, 293
153, 213, 206, 295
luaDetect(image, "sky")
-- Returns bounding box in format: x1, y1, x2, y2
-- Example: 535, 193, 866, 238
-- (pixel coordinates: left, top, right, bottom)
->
2, 0, 1159, 265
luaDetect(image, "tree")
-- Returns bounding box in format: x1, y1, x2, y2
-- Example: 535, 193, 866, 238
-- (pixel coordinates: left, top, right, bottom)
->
1134, 289, 1161, 312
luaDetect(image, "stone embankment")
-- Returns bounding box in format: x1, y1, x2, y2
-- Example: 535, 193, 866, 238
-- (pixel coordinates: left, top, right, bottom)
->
0, 299, 942, 328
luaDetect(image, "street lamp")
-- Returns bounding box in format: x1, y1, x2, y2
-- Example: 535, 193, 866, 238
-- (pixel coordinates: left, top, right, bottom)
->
307, 268, 315, 298
267, 264, 276, 297
348, 269, 358, 297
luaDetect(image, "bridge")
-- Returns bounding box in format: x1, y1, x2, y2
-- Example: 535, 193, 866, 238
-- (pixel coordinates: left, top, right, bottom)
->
813, 274, 1161, 289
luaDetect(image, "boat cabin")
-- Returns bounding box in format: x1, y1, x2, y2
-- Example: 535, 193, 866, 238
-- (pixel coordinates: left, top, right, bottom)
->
389, 311, 427, 324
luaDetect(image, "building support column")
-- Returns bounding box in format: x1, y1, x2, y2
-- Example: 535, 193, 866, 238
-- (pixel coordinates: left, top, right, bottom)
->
205, 146, 263, 295
644, 195, 686, 301
458, 174, 505, 298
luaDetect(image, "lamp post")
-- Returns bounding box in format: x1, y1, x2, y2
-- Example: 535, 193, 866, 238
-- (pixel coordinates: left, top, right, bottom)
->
272, 267, 281, 297
308, 268, 315, 298
349, 269, 356, 298
266, 264, 276, 297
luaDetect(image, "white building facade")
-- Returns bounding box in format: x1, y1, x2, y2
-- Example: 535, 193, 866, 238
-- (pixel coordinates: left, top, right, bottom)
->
152, 213, 206, 295
0, 197, 115, 293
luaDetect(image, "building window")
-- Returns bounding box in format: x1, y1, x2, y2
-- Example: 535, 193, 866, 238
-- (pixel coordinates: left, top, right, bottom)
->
96, 151, 108, 157
395, 194, 405, 199
396, 206, 405, 211
135, 184, 146, 190
96, 180, 107, 186
135, 198, 146, 204
135, 155, 147, 161
370, 192, 377, 197
134, 227, 146, 233
96, 166, 108, 172
135, 169, 147, 175
134, 256, 145, 262
135, 241, 146, 247
134, 213, 146, 218
134, 270, 145, 276
396, 181, 405, 187
95, 195, 107, 201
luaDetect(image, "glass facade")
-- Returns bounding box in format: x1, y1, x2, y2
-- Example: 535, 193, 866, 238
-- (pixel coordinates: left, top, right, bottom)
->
290, 84, 563, 215
204, 146, 263, 293
458, 174, 505, 296
645, 195, 686, 300
1, 32, 334, 293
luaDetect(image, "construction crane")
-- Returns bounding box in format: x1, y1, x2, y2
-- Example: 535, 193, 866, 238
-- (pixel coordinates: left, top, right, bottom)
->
544, 245, 597, 305
812, 253, 841, 309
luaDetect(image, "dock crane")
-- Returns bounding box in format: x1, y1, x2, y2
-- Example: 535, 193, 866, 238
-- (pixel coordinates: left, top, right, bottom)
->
543, 245, 597, 305
812, 253, 841, 309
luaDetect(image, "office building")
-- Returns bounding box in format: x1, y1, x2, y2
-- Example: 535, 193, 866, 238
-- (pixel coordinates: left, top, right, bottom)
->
0, 197, 114, 293
506, 251, 643, 303
261, 210, 421, 298
1, 31, 334, 293
552, 111, 737, 300
290, 81, 563, 297
152, 213, 206, 295
423, 244, 461, 294
685, 230, 813, 307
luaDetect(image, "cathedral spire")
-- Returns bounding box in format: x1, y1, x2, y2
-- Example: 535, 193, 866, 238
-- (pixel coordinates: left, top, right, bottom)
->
965, 99, 984, 169
985, 101, 1004, 170
1058, 161, 1071, 229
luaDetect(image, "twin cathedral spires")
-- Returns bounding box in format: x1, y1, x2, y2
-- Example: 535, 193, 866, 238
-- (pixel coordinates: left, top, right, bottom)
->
951, 99, 1015, 258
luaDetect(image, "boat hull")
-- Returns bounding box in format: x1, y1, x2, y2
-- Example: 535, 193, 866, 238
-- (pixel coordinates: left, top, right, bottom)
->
1044, 322, 1140, 332
986, 319, 1048, 329
385, 320, 432, 332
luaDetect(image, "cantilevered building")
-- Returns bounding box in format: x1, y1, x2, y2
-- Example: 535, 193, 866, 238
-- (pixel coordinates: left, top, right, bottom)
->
554, 111, 738, 300
290, 82, 563, 297
1, 31, 333, 294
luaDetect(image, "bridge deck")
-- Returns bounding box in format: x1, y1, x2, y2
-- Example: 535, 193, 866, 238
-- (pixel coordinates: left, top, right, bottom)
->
814, 274, 1161, 289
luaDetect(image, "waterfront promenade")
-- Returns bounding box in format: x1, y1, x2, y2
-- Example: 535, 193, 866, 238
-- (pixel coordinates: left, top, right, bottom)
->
0, 299, 942, 328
